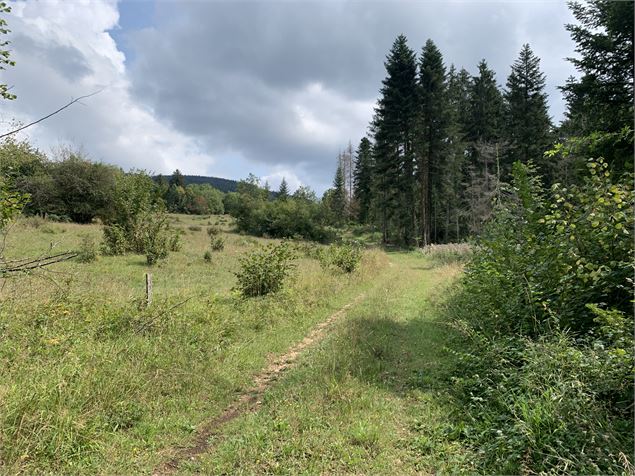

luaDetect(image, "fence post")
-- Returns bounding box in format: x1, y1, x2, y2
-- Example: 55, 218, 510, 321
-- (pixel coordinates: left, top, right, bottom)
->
145, 272, 153, 308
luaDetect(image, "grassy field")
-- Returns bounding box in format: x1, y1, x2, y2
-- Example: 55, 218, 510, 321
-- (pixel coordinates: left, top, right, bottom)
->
0, 215, 470, 474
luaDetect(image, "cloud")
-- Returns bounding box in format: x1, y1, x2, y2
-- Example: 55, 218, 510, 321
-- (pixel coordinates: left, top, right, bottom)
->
2, 0, 215, 175
2, 0, 578, 193
127, 0, 577, 190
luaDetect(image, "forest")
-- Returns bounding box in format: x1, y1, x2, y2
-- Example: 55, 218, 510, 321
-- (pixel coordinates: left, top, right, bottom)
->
0, 0, 633, 474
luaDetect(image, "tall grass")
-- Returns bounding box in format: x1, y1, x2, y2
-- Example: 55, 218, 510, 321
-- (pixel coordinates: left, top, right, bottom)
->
0, 214, 388, 473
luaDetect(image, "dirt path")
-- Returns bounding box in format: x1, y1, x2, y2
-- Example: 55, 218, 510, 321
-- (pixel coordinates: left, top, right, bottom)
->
152, 292, 367, 475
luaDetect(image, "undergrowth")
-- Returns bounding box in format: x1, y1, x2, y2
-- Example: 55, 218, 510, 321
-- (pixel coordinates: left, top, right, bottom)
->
442, 158, 634, 474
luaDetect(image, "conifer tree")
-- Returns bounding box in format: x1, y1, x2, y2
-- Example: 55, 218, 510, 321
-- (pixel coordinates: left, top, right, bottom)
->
353, 137, 373, 224
467, 60, 503, 146
372, 34, 418, 244
169, 169, 185, 188
503, 44, 552, 172
560, 0, 634, 172
465, 60, 504, 232
277, 177, 289, 200
417, 39, 447, 245
330, 163, 347, 226
561, 0, 634, 135
441, 66, 472, 242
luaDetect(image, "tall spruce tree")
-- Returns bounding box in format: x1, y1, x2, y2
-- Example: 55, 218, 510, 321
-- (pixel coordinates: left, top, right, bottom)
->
560, 0, 634, 172
277, 177, 289, 200
442, 66, 472, 242
467, 60, 503, 145
417, 39, 447, 245
169, 169, 185, 188
465, 60, 503, 233
353, 137, 373, 224
372, 34, 418, 244
331, 163, 347, 226
503, 44, 552, 173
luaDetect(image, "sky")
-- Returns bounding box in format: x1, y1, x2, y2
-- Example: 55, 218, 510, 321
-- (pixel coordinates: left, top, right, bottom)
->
1, 0, 578, 194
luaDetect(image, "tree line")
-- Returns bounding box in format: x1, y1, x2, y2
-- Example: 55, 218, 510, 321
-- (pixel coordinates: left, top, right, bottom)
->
323, 1, 632, 246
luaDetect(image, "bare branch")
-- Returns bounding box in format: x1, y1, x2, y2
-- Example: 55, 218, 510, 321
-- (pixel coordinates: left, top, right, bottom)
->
0, 89, 104, 140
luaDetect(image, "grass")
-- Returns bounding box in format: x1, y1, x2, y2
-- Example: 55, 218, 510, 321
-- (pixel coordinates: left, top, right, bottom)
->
188, 252, 476, 474
0, 214, 390, 473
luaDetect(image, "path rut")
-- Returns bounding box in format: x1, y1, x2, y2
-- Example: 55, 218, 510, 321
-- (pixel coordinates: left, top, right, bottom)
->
153, 292, 367, 475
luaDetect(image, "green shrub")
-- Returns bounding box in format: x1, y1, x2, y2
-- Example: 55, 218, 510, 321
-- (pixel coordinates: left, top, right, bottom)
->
449, 330, 633, 474
76, 235, 97, 263
234, 242, 296, 297
141, 213, 175, 265
203, 250, 212, 262
210, 236, 225, 251
101, 225, 127, 255
442, 157, 634, 474
207, 225, 221, 236
319, 242, 362, 273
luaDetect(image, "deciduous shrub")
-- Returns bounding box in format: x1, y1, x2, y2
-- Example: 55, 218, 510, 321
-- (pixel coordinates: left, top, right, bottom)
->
76, 235, 97, 263
319, 242, 362, 273
234, 242, 296, 297
443, 157, 634, 474
101, 172, 179, 265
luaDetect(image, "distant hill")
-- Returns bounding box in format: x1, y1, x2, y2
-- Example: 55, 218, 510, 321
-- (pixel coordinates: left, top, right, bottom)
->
154, 174, 239, 193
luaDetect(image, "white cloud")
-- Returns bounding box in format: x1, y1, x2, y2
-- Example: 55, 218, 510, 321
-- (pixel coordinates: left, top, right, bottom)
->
2, 0, 214, 175
262, 169, 303, 193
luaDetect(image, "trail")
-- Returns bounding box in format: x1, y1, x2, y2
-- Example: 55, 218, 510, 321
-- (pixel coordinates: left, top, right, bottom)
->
152, 292, 368, 475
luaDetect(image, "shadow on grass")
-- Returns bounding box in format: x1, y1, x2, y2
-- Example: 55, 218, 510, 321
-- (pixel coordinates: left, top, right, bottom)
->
330, 310, 464, 398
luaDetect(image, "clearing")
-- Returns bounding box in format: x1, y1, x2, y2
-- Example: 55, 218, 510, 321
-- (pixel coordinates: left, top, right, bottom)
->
0, 215, 473, 474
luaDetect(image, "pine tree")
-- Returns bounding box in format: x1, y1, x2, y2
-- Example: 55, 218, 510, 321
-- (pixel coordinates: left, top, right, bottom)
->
169, 169, 185, 188
277, 177, 289, 200
417, 39, 447, 245
562, 0, 634, 134
331, 163, 347, 226
466, 60, 504, 230
372, 34, 418, 244
441, 66, 472, 242
353, 137, 373, 224
467, 60, 503, 145
560, 0, 634, 172
503, 44, 552, 173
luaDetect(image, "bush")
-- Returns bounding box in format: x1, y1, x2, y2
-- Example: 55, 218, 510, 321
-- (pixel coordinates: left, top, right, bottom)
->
319, 242, 362, 273
101, 172, 180, 264
442, 157, 634, 474
101, 225, 127, 255
203, 250, 212, 262
76, 235, 97, 263
207, 225, 221, 236
141, 213, 176, 265
449, 330, 633, 474
230, 192, 333, 242
234, 242, 296, 297
188, 225, 202, 232
210, 236, 225, 251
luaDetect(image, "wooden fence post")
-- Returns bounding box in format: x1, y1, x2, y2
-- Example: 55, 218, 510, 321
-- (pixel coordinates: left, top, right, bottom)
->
145, 272, 153, 308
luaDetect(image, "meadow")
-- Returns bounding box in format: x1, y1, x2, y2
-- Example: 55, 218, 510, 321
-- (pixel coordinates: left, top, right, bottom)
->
0, 214, 467, 474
